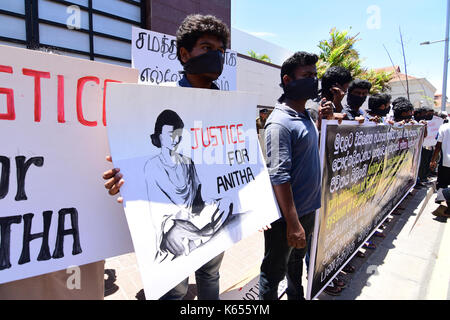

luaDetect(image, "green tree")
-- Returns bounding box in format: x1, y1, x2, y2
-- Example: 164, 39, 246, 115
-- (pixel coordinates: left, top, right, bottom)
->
248, 50, 272, 63
317, 28, 393, 94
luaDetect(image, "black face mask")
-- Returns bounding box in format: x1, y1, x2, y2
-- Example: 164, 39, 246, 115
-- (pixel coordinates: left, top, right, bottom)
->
372, 106, 390, 117
183, 50, 224, 76
424, 114, 434, 121
347, 93, 367, 109
396, 114, 412, 121
283, 77, 319, 101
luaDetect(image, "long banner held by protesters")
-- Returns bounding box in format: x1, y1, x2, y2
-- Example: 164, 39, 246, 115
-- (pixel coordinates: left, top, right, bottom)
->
0, 45, 135, 284
307, 121, 425, 299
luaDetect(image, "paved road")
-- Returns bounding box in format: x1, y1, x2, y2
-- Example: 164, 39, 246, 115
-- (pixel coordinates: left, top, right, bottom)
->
320, 186, 450, 300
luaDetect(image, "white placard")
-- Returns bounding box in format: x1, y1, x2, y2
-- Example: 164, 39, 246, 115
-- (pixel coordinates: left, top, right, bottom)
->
106, 84, 280, 299
423, 116, 444, 147
0, 45, 136, 284
131, 26, 237, 91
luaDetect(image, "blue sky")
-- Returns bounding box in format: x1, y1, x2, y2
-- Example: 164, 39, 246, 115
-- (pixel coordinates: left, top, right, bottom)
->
231, 0, 448, 94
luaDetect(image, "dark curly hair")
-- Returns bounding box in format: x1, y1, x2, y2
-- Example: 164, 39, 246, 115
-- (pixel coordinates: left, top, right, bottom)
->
151, 109, 184, 148
392, 96, 409, 107
176, 14, 230, 65
348, 79, 372, 94
414, 107, 426, 117
393, 98, 414, 120
321, 66, 353, 100
278, 51, 319, 102
368, 93, 391, 110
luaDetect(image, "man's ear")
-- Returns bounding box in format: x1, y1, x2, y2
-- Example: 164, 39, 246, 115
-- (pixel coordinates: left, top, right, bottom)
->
282, 74, 293, 87
179, 47, 191, 64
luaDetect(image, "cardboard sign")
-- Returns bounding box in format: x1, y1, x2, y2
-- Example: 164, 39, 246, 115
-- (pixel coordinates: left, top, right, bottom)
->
0, 45, 136, 284
105, 84, 280, 299
131, 26, 237, 91
423, 116, 444, 147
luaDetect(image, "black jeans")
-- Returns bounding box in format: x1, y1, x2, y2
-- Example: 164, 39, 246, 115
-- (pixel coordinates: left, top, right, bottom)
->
259, 212, 315, 300
418, 148, 433, 180
159, 252, 224, 300
437, 164, 450, 190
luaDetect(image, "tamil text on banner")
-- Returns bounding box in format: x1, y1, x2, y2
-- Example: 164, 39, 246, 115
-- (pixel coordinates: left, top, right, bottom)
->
307, 121, 425, 299
0, 45, 136, 284
105, 84, 280, 299
131, 26, 237, 91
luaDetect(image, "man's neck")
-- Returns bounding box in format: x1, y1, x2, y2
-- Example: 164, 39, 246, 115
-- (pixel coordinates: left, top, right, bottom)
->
186, 74, 212, 89
284, 98, 307, 114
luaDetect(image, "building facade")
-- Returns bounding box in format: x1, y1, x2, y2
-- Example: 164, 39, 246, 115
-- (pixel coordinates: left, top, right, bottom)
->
0, 0, 281, 109
376, 66, 438, 111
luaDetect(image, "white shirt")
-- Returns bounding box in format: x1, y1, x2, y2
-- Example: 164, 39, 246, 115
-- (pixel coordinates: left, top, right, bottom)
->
437, 122, 450, 167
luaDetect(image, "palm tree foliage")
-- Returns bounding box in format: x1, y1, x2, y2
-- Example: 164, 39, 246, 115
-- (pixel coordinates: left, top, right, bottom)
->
248, 50, 272, 63
317, 28, 393, 94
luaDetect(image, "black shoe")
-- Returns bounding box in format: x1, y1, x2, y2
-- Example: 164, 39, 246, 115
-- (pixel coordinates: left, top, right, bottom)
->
333, 277, 346, 288
324, 284, 342, 296
414, 182, 425, 189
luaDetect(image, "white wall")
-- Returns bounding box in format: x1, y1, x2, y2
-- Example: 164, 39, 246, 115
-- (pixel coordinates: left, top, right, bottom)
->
231, 28, 293, 66
236, 56, 283, 109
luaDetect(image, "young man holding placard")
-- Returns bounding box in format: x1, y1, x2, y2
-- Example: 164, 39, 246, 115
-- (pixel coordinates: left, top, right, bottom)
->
103, 14, 230, 300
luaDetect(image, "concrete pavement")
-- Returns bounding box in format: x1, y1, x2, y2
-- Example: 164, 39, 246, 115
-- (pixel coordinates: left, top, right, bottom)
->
104, 184, 450, 300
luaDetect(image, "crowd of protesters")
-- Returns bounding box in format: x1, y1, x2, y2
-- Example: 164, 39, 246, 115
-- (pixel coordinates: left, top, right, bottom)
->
1, 13, 449, 301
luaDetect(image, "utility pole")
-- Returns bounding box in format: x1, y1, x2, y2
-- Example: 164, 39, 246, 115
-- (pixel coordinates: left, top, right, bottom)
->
399, 27, 410, 100
442, 0, 450, 112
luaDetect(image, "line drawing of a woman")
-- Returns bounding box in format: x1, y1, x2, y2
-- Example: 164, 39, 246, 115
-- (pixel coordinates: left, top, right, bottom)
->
144, 109, 233, 262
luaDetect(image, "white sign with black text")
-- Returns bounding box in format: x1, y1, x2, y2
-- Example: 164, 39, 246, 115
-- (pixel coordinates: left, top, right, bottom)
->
106, 84, 280, 299
131, 26, 237, 91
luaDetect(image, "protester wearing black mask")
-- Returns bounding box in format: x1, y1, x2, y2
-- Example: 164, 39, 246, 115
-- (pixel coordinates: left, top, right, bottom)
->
414, 106, 434, 121
366, 93, 392, 123
260, 51, 333, 299
103, 14, 231, 301
393, 98, 414, 123
414, 107, 428, 122
342, 79, 372, 120
424, 107, 435, 121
